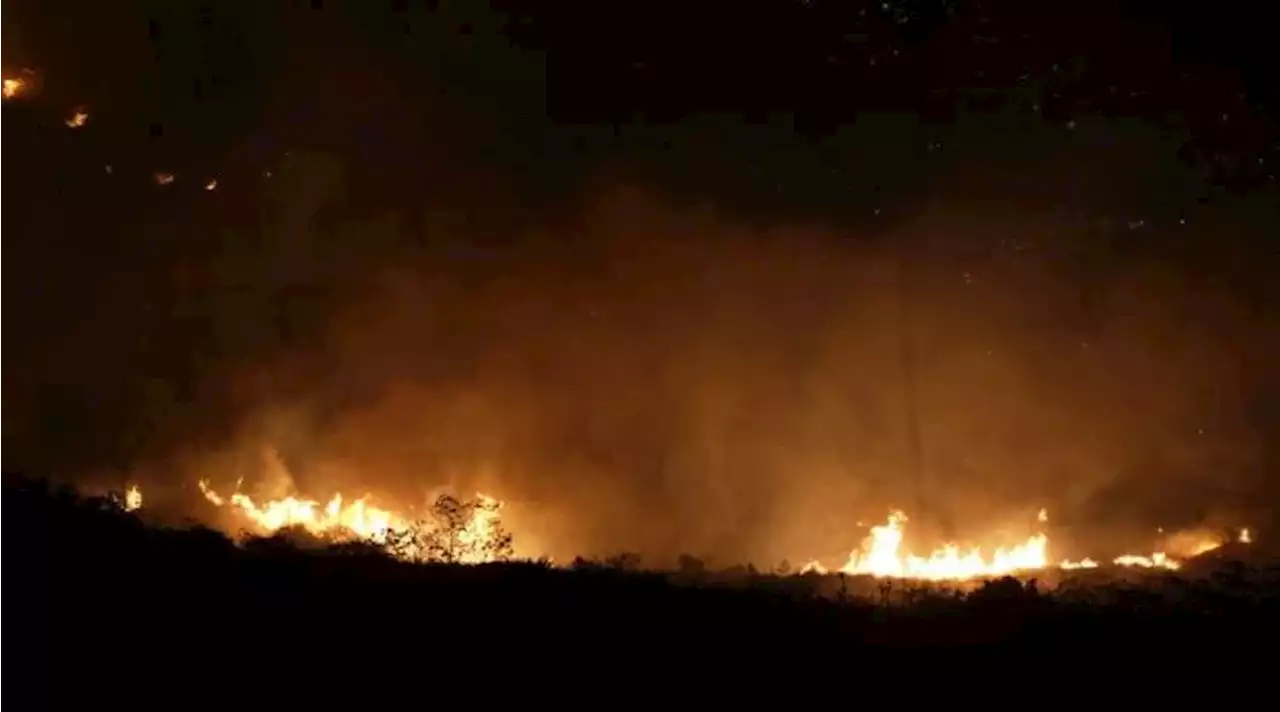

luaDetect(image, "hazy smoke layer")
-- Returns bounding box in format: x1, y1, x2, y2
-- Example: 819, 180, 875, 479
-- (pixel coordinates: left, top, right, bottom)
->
17, 181, 1264, 565
4, 0, 1277, 563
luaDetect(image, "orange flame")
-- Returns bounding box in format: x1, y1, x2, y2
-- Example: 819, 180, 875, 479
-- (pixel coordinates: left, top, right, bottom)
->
3, 76, 27, 100
196, 479, 408, 541
837, 510, 1049, 580
193, 480, 509, 564
816, 508, 1248, 579
121, 475, 1253, 579
124, 485, 143, 511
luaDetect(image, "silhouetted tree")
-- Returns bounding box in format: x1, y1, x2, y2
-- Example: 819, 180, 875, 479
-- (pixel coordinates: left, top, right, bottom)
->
386, 494, 515, 564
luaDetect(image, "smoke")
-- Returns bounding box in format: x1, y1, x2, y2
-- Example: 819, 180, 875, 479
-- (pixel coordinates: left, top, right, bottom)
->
36, 178, 1261, 566
2, 110, 1276, 564
4, 0, 1277, 562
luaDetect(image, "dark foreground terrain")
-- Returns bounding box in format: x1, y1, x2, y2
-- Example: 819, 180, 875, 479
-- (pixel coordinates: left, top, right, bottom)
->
4, 477, 1276, 699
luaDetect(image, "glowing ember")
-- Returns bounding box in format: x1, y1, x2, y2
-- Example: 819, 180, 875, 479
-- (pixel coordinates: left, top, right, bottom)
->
1060, 558, 1099, 570
3, 74, 29, 99
3, 69, 40, 100
124, 485, 143, 512
1113, 552, 1178, 570
65, 109, 89, 128
205, 179, 218, 191
154, 172, 175, 185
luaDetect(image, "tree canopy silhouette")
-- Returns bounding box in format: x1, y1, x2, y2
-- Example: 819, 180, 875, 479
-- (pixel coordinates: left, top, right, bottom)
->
385, 493, 515, 564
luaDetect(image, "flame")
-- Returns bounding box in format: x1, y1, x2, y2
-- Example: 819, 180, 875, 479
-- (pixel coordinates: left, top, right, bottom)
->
823, 509, 1250, 580
457, 493, 504, 556
837, 510, 1049, 580
196, 479, 409, 541
205, 179, 217, 191
1060, 558, 1098, 570
121, 472, 1254, 579
3, 77, 26, 99
65, 109, 89, 128
124, 485, 143, 511
193, 480, 509, 564
1113, 552, 1179, 570
154, 172, 175, 185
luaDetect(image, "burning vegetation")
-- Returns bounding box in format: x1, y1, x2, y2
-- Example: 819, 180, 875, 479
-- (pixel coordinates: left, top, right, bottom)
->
193, 478, 514, 564
113, 448, 1252, 581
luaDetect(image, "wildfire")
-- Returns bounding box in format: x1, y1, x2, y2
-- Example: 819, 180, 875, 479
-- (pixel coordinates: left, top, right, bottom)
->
119, 474, 1252, 580
451, 493, 507, 562
193, 480, 509, 564
806, 508, 1248, 580
196, 479, 410, 541
837, 510, 1049, 580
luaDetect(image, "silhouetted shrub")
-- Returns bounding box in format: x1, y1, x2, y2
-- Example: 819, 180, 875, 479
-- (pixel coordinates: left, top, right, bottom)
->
384, 493, 515, 563
5, 473, 1278, 688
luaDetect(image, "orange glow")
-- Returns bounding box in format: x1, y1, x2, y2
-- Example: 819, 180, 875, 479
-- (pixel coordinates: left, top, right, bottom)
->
124, 485, 143, 511
1113, 552, 1178, 570
194, 480, 510, 564
197, 479, 408, 540
1060, 558, 1098, 570
837, 510, 1049, 580
65, 108, 89, 128
3, 77, 27, 99
123, 474, 1251, 579
815, 507, 1245, 580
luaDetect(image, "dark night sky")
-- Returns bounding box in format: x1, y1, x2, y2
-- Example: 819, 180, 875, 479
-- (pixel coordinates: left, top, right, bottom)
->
3, 0, 1279, 563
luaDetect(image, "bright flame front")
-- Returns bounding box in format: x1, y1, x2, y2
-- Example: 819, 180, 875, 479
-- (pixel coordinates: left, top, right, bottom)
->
808, 508, 1245, 580
122, 477, 1251, 579
838, 510, 1049, 580
196, 480, 408, 541
193, 481, 509, 564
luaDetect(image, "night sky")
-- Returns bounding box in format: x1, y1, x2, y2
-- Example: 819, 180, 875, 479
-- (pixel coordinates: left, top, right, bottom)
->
4, 0, 1278, 564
